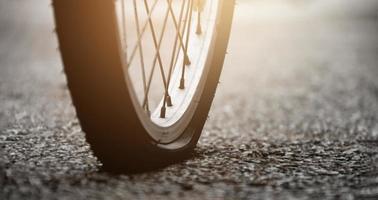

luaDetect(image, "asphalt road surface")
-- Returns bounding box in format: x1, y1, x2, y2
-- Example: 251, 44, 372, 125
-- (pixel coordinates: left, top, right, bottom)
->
1, 0, 378, 199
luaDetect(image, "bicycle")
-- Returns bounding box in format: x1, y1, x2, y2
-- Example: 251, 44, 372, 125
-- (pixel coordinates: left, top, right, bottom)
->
53, 0, 235, 173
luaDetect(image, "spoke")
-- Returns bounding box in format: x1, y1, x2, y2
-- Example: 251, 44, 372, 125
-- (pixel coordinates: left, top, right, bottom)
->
142, 0, 191, 110
141, 0, 174, 117
127, 0, 160, 67
132, 0, 150, 114
170, 0, 192, 78
165, 0, 191, 66
142, 0, 168, 91
166, 0, 189, 88
180, 0, 195, 89
145, 0, 169, 117
164, 0, 189, 108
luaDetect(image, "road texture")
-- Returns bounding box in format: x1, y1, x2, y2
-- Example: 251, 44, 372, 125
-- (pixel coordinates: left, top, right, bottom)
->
1, 0, 378, 199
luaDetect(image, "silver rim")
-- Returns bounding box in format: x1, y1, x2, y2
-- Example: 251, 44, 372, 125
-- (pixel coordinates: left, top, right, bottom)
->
115, 0, 219, 144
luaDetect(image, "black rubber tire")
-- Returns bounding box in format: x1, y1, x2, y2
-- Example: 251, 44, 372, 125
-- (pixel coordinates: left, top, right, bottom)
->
53, 0, 234, 173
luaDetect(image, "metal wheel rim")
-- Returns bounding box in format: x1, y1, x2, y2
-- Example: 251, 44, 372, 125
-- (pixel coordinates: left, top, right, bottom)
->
115, 0, 219, 144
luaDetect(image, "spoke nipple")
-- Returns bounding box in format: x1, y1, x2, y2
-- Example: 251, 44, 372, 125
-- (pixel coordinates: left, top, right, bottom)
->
166, 95, 173, 107
184, 55, 191, 66
144, 103, 151, 117
160, 106, 166, 118
179, 78, 185, 89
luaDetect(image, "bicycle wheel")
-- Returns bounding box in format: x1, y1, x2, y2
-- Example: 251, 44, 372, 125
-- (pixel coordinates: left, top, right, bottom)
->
53, 0, 234, 173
